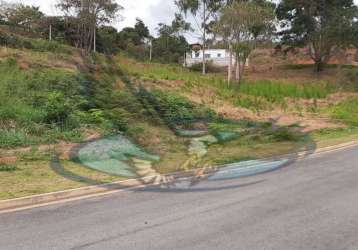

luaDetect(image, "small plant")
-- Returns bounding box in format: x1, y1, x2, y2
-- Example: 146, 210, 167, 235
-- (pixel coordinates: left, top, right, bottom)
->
0, 163, 18, 172
329, 98, 358, 127
267, 127, 303, 142
43, 92, 73, 125
189, 61, 222, 73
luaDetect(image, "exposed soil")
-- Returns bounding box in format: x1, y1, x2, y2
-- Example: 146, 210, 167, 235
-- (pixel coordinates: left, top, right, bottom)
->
0, 128, 102, 162
181, 89, 347, 132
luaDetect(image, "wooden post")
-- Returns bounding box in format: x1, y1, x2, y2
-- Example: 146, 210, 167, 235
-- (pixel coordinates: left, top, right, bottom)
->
49, 24, 52, 41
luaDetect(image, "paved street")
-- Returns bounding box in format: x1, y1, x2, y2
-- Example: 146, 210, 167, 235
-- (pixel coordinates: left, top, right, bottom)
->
1, 146, 358, 250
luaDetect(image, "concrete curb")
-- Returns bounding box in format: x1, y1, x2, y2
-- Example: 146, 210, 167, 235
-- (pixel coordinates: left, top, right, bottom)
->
1, 139, 358, 213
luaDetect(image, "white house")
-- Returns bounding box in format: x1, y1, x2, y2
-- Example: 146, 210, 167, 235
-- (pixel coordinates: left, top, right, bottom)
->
185, 48, 234, 67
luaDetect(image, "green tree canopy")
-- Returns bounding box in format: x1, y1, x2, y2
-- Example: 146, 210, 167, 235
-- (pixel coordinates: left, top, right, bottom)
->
57, 0, 122, 52
176, 0, 226, 74
277, 0, 358, 72
0, 3, 44, 31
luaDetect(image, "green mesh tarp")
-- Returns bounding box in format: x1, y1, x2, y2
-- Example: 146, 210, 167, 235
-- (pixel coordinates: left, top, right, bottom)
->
176, 129, 208, 137
215, 131, 240, 142
77, 135, 159, 177
188, 135, 218, 158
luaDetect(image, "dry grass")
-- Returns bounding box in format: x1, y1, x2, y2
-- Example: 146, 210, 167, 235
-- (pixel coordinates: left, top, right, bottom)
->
0, 160, 122, 200
0, 47, 81, 72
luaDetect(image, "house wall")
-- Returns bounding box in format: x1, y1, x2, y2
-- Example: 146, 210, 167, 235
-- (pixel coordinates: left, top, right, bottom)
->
187, 49, 235, 67
191, 49, 228, 59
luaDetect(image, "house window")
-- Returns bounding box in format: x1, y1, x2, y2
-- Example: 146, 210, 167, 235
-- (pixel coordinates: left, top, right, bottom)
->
217, 53, 222, 58
205, 54, 211, 58
195, 52, 200, 58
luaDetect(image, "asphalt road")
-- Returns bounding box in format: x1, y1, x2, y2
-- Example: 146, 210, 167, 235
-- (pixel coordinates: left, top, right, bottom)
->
1, 146, 358, 250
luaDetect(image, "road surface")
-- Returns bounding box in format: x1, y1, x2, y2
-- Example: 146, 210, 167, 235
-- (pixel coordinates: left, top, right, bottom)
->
1, 146, 358, 250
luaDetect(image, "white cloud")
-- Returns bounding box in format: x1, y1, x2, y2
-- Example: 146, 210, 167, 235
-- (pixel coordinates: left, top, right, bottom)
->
119, 0, 176, 36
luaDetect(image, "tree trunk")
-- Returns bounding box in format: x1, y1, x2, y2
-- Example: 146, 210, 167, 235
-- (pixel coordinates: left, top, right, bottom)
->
93, 24, 96, 53
309, 42, 330, 73
235, 57, 241, 83
314, 60, 324, 72
202, 0, 206, 75
228, 43, 232, 86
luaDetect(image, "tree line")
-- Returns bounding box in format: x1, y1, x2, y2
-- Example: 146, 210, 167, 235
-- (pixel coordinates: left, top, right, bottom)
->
0, 0, 189, 63
0, 0, 357, 75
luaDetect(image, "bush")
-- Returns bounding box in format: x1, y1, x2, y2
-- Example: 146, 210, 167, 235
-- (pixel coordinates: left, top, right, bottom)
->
105, 108, 130, 131
266, 127, 302, 142
43, 92, 73, 125
148, 90, 217, 127
0, 164, 18, 172
0, 129, 34, 148
0, 30, 71, 54
189, 61, 223, 73
0, 31, 26, 48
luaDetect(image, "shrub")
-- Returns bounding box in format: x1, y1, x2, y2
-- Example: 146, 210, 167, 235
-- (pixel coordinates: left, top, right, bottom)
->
105, 108, 130, 131
0, 164, 18, 172
266, 127, 302, 142
189, 61, 223, 73
149, 90, 217, 127
43, 92, 73, 125
0, 129, 34, 148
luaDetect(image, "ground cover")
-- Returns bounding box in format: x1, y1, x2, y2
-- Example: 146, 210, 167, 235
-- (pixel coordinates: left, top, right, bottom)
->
1, 42, 358, 200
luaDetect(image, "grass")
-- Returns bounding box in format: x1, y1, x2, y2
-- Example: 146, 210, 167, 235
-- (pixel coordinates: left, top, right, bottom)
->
1, 45, 358, 200
205, 140, 303, 165
0, 58, 85, 147
238, 80, 334, 102
126, 121, 189, 174
0, 163, 17, 172
0, 160, 123, 200
312, 127, 358, 148
117, 56, 340, 113
0, 49, 138, 148
329, 98, 358, 126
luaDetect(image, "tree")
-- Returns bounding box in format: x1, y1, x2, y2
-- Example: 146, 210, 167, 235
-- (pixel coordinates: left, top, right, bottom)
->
176, 0, 225, 74
0, 1, 15, 24
277, 0, 358, 72
134, 18, 150, 41
97, 25, 119, 54
151, 21, 189, 64
57, 0, 122, 52
216, 0, 274, 83
117, 19, 151, 59
0, 3, 44, 31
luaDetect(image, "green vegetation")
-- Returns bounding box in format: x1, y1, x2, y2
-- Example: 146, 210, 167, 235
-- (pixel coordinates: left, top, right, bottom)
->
238, 80, 334, 102
312, 127, 358, 148
0, 51, 138, 148
0, 30, 71, 54
142, 89, 217, 128
0, 160, 123, 200
329, 99, 358, 126
0, 58, 83, 147
0, 14, 357, 200
0, 163, 17, 172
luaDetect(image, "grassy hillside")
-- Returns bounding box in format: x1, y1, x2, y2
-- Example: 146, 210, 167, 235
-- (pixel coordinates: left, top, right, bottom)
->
1, 32, 358, 199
